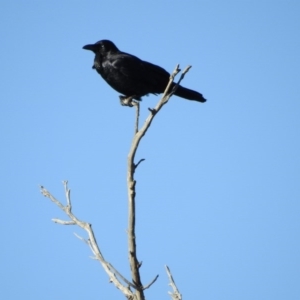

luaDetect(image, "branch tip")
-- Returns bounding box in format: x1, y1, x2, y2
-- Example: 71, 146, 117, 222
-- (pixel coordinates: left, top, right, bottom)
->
182, 65, 192, 75
165, 265, 182, 300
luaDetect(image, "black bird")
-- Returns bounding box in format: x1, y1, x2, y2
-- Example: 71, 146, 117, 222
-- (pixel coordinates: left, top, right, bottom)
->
83, 40, 206, 104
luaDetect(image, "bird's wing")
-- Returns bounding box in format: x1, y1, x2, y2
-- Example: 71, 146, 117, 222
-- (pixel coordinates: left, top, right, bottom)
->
109, 52, 170, 92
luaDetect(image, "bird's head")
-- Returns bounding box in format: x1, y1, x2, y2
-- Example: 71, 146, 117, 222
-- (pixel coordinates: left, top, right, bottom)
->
82, 40, 119, 54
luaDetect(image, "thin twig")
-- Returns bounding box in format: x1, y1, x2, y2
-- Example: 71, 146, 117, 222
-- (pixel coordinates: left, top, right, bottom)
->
135, 158, 145, 170
74, 232, 89, 244
63, 180, 72, 208
143, 274, 159, 290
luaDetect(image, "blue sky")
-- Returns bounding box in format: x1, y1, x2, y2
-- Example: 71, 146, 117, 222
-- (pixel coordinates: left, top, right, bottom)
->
1, 1, 299, 299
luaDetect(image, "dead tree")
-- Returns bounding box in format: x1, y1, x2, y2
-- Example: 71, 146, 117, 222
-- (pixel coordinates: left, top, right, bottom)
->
40, 65, 190, 300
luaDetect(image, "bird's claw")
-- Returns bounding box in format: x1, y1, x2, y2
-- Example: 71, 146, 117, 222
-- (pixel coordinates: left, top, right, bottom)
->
119, 96, 139, 107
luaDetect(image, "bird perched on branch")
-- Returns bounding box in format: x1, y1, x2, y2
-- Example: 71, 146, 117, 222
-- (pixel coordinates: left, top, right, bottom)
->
83, 40, 206, 105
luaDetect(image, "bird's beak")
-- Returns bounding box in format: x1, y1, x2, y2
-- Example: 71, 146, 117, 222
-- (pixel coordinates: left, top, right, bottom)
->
82, 44, 96, 51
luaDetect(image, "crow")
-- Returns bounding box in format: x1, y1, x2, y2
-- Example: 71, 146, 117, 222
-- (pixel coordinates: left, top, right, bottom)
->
83, 40, 206, 105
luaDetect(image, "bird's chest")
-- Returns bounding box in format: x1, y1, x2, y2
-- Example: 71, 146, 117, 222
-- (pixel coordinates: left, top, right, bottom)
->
96, 60, 125, 88
93, 53, 105, 73
93, 54, 136, 95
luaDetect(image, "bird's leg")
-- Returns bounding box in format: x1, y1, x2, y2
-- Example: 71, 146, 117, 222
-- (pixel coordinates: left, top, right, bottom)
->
119, 95, 140, 107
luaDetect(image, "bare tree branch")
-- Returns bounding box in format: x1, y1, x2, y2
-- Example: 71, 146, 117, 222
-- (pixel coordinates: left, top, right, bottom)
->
133, 100, 140, 134
165, 265, 182, 300
127, 65, 191, 300
40, 182, 135, 299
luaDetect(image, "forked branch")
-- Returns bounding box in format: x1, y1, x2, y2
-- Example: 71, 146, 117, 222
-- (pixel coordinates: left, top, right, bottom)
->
127, 65, 191, 300
40, 181, 136, 299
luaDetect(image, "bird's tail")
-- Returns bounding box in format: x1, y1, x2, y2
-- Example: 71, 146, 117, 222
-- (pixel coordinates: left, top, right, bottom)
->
172, 84, 206, 103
